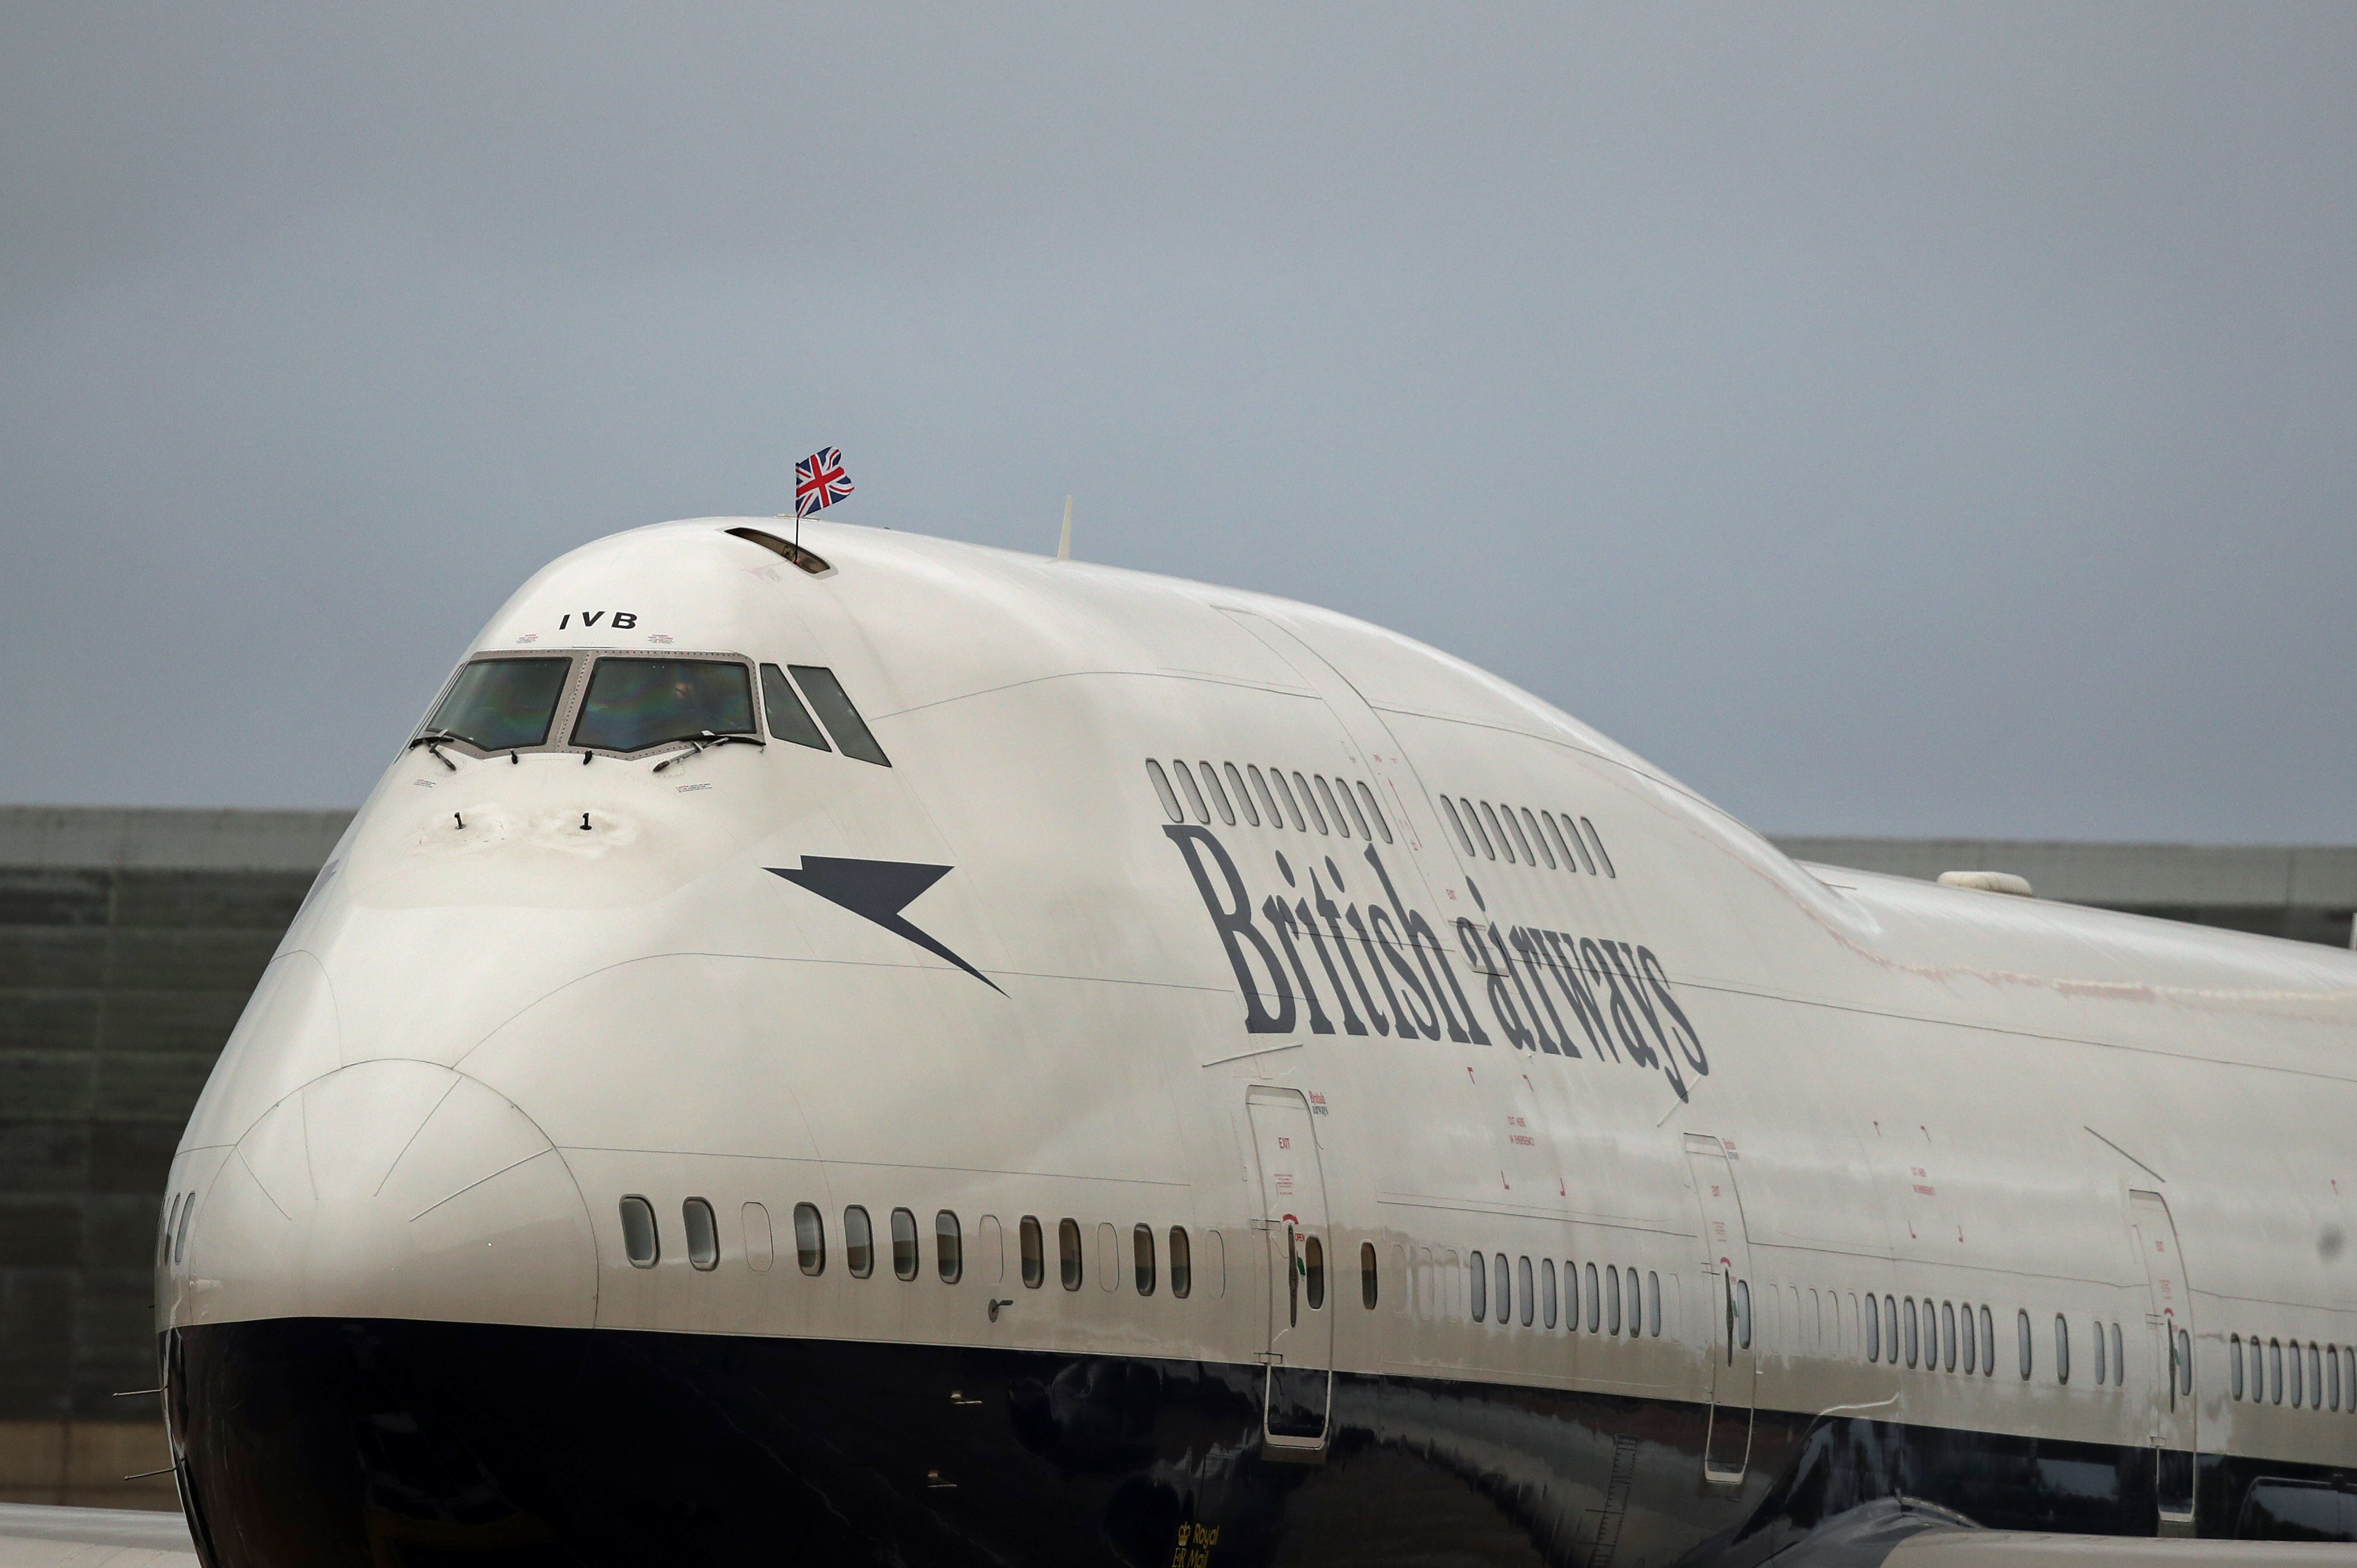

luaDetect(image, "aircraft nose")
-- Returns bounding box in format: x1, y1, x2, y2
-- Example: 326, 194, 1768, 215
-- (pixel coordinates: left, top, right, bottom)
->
172, 1059, 597, 1330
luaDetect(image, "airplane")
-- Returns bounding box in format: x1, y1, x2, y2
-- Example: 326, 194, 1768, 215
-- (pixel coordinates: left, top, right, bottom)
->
42, 516, 2357, 1565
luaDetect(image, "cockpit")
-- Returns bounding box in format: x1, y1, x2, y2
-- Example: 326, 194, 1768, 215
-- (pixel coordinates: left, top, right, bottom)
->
412, 651, 891, 766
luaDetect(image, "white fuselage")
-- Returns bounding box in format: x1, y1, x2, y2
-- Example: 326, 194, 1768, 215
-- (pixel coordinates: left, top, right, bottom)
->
155, 518, 2357, 1556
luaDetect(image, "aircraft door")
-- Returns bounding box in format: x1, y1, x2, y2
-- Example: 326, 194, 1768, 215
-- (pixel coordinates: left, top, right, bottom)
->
1685, 1134, 1756, 1482
1247, 1087, 1333, 1451
1217, 610, 1441, 866
2127, 1190, 2195, 1526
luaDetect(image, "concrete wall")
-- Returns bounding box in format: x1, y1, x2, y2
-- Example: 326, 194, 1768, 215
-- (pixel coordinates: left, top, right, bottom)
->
0, 807, 2349, 1508
0, 810, 344, 1509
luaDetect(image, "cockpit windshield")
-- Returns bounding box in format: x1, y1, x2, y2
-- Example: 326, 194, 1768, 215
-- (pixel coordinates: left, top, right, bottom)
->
425, 658, 571, 751
571, 658, 755, 753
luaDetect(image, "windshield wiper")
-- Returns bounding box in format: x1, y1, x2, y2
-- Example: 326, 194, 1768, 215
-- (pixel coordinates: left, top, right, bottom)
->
408, 729, 463, 771
651, 732, 764, 774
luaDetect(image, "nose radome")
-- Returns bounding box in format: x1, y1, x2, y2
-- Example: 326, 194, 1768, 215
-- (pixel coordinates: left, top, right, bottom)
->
179, 1059, 596, 1330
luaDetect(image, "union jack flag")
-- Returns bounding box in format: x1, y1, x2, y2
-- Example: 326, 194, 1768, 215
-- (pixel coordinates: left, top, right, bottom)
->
793, 447, 853, 517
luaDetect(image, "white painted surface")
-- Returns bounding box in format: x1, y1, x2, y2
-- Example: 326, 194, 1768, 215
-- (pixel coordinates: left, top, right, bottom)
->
148, 517, 2357, 1489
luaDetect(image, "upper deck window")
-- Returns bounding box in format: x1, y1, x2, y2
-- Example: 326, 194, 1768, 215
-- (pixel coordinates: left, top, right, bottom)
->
571, 658, 755, 753
428, 657, 571, 751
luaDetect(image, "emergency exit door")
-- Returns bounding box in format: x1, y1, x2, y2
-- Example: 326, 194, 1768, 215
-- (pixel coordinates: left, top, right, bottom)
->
2127, 1190, 2195, 1525
1685, 1134, 1756, 1482
1247, 1087, 1332, 1451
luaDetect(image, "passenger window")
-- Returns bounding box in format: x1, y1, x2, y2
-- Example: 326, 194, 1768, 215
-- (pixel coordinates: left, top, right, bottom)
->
2055, 1315, 2070, 1384
1504, 807, 1536, 865
1961, 1302, 1976, 1374
844, 1206, 874, 1277
2308, 1344, 2320, 1407
1020, 1215, 1045, 1289
1581, 817, 1616, 877
1199, 761, 1236, 825
1339, 780, 1372, 840
2018, 1309, 2033, 1380
1941, 1302, 1956, 1371
2232, 1334, 2246, 1400
1147, 760, 1183, 821
1314, 776, 1351, 838
1469, 1251, 1488, 1322
1647, 1271, 1662, 1337
2177, 1329, 2190, 1398
161, 1193, 182, 1267
1521, 808, 1555, 868
1517, 1257, 1535, 1326
1461, 798, 1495, 859
1982, 1306, 1996, 1376
1480, 801, 1514, 863
1492, 1254, 1510, 1324
572, 658, 755, 753
426, 656, 572, 752
1540, 1260, 1557, 1328
1441, 796, 1475, 856
935, 1211, 962, 1283
2292, 1341, 2305, 1407
620, 1196, 659, 1268
2091, 1318, 2106, 1386
2113, 1323, 2126, 1387
794, 1203, 825, 1275
1550, 811, 1593, 874
683, 1197, 719, 1271
759, 663, 832, 750
1735, 1279, 1751, 1349
1538, 810, 1571, 870
1585, 1262, 1601, 1333
2249, 1336, 2265, 1402
1248, 765, 1283, 827
787, 665, 890, 765
1355, 781, 1393, 844
1607, 1266, 1623, 1334
1169, 1227, 1192, 1299
1174, 761, 1210, 823
1058, 1218, 1083, 1290
1221, 763, 1259, 825
1304, 1235, 1326, 1310
1293, 772, 1329, 833
1268, 768, 1306, 830
890, 1207, 919, 1280
2330, 1345, 2343, 1412
1362, 1241, 1379, 1310
1133, 1224, 1156, 1295
2271, 1339, 2284, 1404
1866, 1294, 1881, 1362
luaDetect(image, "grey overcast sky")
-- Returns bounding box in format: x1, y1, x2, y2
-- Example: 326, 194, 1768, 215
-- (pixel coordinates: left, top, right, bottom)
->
5, 5, 2354, 838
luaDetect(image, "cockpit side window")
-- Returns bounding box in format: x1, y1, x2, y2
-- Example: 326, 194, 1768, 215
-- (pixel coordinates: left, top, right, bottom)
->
571, 658, 755, 753
788, 666, 890, 766
760, 664, 832, 752
426, 658, 571, 751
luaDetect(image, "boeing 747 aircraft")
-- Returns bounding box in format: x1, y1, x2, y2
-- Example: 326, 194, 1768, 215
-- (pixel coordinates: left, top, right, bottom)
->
47, 518, 2357, 1563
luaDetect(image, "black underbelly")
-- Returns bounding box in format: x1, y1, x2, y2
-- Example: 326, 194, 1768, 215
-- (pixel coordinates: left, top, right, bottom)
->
166, 1319, 2352, 1567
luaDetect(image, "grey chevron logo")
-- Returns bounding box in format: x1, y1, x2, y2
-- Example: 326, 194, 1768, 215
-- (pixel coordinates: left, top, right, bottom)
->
767, 857, 1002, 993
